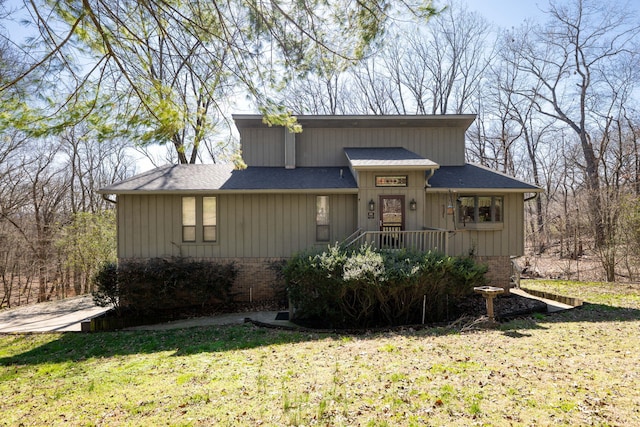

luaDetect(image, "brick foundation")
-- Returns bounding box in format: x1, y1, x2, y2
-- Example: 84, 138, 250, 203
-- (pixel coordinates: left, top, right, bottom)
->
232, 255, 514, 300
118, 255, 512, 304
473, 256, 512, 291
218, 257, 287, 302
118, 257, 287, 304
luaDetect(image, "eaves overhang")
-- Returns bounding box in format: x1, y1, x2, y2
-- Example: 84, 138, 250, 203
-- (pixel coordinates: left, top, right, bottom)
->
426, 187, 543, 194
344, 147, 439, 171
233, 114, 477, 130
98, 188, 360, 196
427, 164, 543, 193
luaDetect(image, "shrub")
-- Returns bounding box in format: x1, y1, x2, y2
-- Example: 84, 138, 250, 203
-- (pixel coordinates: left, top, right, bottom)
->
284, 243, 487, 328
92, 262, 120, 312
92, 258, 237, 316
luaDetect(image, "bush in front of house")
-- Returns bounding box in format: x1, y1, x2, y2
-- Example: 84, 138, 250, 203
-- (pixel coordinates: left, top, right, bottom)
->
92, 261, 120, 312
284, 243, 488, 328
92, 258, 237, 316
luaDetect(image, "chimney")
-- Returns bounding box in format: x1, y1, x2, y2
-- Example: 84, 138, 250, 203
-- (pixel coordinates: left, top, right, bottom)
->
284, 129, 296, 169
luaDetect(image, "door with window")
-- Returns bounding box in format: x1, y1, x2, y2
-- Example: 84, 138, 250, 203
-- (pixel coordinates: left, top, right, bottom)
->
379, 195, 404, 248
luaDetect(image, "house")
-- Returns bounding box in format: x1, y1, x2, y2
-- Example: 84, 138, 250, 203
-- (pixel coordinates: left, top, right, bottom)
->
99, 115, 542, 302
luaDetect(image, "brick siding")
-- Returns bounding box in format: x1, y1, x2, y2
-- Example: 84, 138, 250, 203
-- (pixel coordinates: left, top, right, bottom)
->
217, 257, 286, 302
473, 255, 512, 291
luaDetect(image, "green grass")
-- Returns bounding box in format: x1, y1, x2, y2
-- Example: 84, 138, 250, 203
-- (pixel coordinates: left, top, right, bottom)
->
522, 279, 640, 308
1, 280, 639, 425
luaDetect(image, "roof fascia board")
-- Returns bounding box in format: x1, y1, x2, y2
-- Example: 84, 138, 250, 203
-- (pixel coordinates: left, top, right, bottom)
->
233, 114, 477, 129
351, 165, 440, 171
98, 188, 359, 195
427, 188, 544, 194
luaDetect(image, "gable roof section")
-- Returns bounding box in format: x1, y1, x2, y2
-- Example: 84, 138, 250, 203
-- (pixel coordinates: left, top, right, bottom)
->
344, 147, 439, 170
428, 163, 542, 192
99, 164, 357, 194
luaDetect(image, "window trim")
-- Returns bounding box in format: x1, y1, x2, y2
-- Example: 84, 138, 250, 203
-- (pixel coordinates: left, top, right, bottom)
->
181, 195, 218, 244
457, 195, 504, 229
182, 196, 197, 242
316, 195, 330, 242
202, 196, 217, 242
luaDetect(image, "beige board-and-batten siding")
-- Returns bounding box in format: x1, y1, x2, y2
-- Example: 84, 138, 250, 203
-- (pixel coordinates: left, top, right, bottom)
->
423, 191, 523, 288
117, 193, 358, 259
117, 192, 357, 302
237, 127, 284, 167
423, 192, 525, 257
241, 126, 466, 168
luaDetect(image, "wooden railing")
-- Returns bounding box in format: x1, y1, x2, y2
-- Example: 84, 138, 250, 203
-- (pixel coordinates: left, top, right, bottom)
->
345, 229, 450, 253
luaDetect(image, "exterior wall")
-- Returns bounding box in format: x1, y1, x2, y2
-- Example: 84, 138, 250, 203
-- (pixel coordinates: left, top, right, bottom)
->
355, 170, 428, 232
474, 255, 512, 289
297, 127, 466, 167
115, 187, 522, 300
239, 127, 285, 166
424, 192, 525, 257
218, 257, 285, 302
117, 193, 358, 260
239, 126, 467, 168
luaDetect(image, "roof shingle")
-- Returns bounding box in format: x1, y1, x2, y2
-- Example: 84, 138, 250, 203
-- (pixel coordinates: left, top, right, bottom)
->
428, 164, 541, 191
99, 165, 357, 194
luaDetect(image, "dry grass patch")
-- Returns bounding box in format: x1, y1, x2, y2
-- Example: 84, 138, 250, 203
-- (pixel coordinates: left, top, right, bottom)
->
1, 280, 639, 426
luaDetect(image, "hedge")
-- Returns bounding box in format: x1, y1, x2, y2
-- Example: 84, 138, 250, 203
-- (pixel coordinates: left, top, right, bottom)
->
284, 243, 487, 328
92, 258, 237, 316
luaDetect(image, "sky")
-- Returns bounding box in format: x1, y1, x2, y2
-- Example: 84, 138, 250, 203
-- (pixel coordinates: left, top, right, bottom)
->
461, 0, 548, 27
3, 0, 550, 46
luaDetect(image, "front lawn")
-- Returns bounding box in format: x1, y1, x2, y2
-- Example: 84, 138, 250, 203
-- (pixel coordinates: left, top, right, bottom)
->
1, 280, 639, 426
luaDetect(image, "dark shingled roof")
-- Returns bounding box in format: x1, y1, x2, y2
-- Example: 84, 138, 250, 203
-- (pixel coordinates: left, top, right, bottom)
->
344, 147, 438, 169
100, 162, 540, 194
99, 164, 357, 194
429, 164, 541, 191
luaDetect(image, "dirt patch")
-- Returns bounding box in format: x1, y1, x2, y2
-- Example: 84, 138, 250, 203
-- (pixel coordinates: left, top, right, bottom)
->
519, 254, 605, 282
456, 293, 547, 320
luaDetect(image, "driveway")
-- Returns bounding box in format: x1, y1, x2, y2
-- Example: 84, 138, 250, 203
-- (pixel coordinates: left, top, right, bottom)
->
0, 295, 111, 333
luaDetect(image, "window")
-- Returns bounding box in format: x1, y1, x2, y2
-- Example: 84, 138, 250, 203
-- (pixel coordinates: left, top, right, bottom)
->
458, 196, 503, 224
203, 196, 217, 242
182, 196, 217, 242
182, 197, 196, 242
316, 196, 330, 242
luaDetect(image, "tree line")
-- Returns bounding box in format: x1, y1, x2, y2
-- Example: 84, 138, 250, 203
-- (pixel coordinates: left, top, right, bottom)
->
1, 0, 639, 306
279, 0, 640, 283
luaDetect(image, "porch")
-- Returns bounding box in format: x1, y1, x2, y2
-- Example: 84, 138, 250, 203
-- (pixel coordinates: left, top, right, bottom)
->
344, 228, 451, 253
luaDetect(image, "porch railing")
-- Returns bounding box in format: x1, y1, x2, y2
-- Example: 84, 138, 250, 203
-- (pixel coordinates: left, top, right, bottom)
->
344, 229, 450, 254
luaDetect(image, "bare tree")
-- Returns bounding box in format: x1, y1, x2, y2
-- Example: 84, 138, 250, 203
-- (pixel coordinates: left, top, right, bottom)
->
505, 0, 640, 252
397, 1, 493, 115
0, 142, 69, 302
349, 58, 405, 115
59, 125, 135, 213
489, 26, 561, 252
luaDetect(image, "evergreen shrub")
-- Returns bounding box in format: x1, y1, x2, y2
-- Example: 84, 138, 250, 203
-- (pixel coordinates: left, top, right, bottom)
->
284, 243, 487, 328
92, 258, 237, 315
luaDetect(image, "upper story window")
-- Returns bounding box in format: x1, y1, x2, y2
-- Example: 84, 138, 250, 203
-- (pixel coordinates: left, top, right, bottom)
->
316, 196, 330, 242
182, 196, 217, 243
203, 196, 217, 242
182, 196, 197, 242
458, 196, 503, 224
